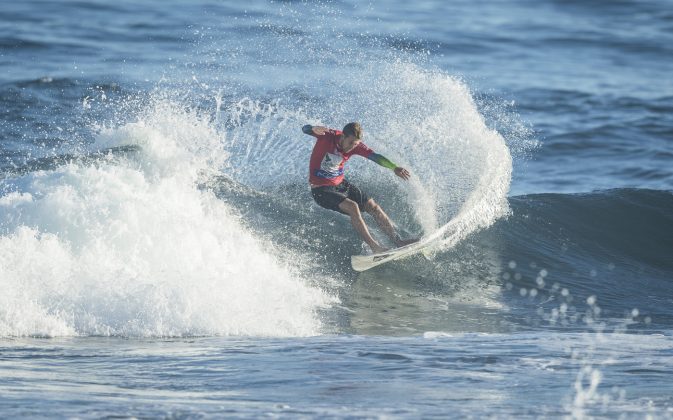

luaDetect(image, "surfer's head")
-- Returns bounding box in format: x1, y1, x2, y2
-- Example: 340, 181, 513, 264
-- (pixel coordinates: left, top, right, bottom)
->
339, 122, 362, 153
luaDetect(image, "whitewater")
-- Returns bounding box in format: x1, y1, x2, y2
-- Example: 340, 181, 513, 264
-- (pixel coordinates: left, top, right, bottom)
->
0, 101, 334, 337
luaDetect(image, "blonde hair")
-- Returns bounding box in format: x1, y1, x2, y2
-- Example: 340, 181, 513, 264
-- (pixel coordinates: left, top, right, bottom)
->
342, 122, 362, 139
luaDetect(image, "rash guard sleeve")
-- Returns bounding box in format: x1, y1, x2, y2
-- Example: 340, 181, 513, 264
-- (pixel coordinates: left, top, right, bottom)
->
367, 153, 398, 170
302, 124, 314, 135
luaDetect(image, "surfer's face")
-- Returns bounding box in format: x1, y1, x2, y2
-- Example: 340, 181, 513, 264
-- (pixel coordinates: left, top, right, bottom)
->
340, 134, 360, 153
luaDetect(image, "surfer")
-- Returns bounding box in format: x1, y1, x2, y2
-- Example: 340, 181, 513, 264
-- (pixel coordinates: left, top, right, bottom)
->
303, 122, 417, 253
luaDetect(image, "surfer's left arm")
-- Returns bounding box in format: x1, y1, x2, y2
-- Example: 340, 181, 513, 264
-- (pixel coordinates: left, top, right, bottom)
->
367, 153, 411, 181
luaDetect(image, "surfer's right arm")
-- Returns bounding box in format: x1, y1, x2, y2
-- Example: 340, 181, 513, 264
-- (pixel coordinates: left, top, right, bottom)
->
302, 125, 329, 137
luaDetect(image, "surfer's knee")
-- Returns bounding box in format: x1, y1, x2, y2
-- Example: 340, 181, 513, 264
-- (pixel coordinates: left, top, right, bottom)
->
339, 198, 360, 215
364, 198, 380, 214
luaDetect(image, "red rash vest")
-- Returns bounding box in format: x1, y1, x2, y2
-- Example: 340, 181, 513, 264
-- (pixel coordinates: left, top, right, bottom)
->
308, 129, 374, 187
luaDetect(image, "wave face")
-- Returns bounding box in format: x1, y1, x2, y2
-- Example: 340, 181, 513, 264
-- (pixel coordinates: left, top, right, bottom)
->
337, 188, 673, 335
496, 188, 673, 327
0, 101, 334, 338
507, 189, 673, 272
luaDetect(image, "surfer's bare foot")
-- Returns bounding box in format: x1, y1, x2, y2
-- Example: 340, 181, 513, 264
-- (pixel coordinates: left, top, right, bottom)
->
394, 237, 420, 247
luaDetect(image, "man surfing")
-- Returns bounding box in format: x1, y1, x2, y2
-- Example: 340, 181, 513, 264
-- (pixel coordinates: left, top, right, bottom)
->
303, 122, 417, 253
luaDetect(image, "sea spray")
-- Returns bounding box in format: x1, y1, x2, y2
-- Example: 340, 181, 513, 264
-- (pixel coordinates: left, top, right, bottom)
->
217, 60, 513, 246
0, 100, 335, 338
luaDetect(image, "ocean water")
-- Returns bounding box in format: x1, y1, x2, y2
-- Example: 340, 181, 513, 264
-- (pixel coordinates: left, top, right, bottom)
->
1, 0, 672, 418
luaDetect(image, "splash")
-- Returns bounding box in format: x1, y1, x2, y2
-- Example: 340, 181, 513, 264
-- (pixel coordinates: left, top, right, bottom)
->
217, 59, 512, 245
0, 100, 334, 338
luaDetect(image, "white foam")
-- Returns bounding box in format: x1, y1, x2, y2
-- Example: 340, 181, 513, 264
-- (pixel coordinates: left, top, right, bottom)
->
423, 331, 455, 339
219, 60, 512, 244
0, 100, 335, 338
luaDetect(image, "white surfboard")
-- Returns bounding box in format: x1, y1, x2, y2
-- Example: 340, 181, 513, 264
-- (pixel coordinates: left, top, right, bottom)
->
350, 217, 468, 272
351, 238, 428, 272
350, 225, 453, 271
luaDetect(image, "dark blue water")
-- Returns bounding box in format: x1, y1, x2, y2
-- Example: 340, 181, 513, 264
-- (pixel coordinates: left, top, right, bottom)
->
1, 0, 672, 417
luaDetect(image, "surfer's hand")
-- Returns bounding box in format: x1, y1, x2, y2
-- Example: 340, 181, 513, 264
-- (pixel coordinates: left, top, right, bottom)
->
394, 167, 411, 180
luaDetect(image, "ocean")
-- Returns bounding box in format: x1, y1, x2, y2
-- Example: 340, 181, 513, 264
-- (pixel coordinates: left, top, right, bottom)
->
1, 0, 672, 417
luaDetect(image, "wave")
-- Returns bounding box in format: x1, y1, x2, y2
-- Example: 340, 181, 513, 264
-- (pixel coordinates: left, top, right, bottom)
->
0, 60, 516, 338
407, 188, 673, 332
4, 102, 666, 337
0, 101, 335, 338
7, 74, 665, 337
496, 189, 673, 317
508, 189, 673, 269
315, 188, 673, 334
0, 13, 524, 337
0, 36, 48, 51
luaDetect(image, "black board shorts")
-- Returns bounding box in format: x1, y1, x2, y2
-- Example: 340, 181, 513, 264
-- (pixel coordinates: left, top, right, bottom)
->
311, 179, 370, 214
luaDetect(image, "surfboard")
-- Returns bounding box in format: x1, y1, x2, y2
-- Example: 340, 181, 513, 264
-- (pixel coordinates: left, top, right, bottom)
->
350, 226, 450, 272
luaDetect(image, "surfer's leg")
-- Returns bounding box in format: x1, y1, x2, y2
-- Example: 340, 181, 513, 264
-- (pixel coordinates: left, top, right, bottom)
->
342, 181, 394, 243
339, 199, 388, 253
364, 198, 398, 242
364, 199, 418, 247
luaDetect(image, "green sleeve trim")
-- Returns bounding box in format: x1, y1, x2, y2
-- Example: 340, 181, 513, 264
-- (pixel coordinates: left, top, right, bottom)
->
368, 153, 397, 170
